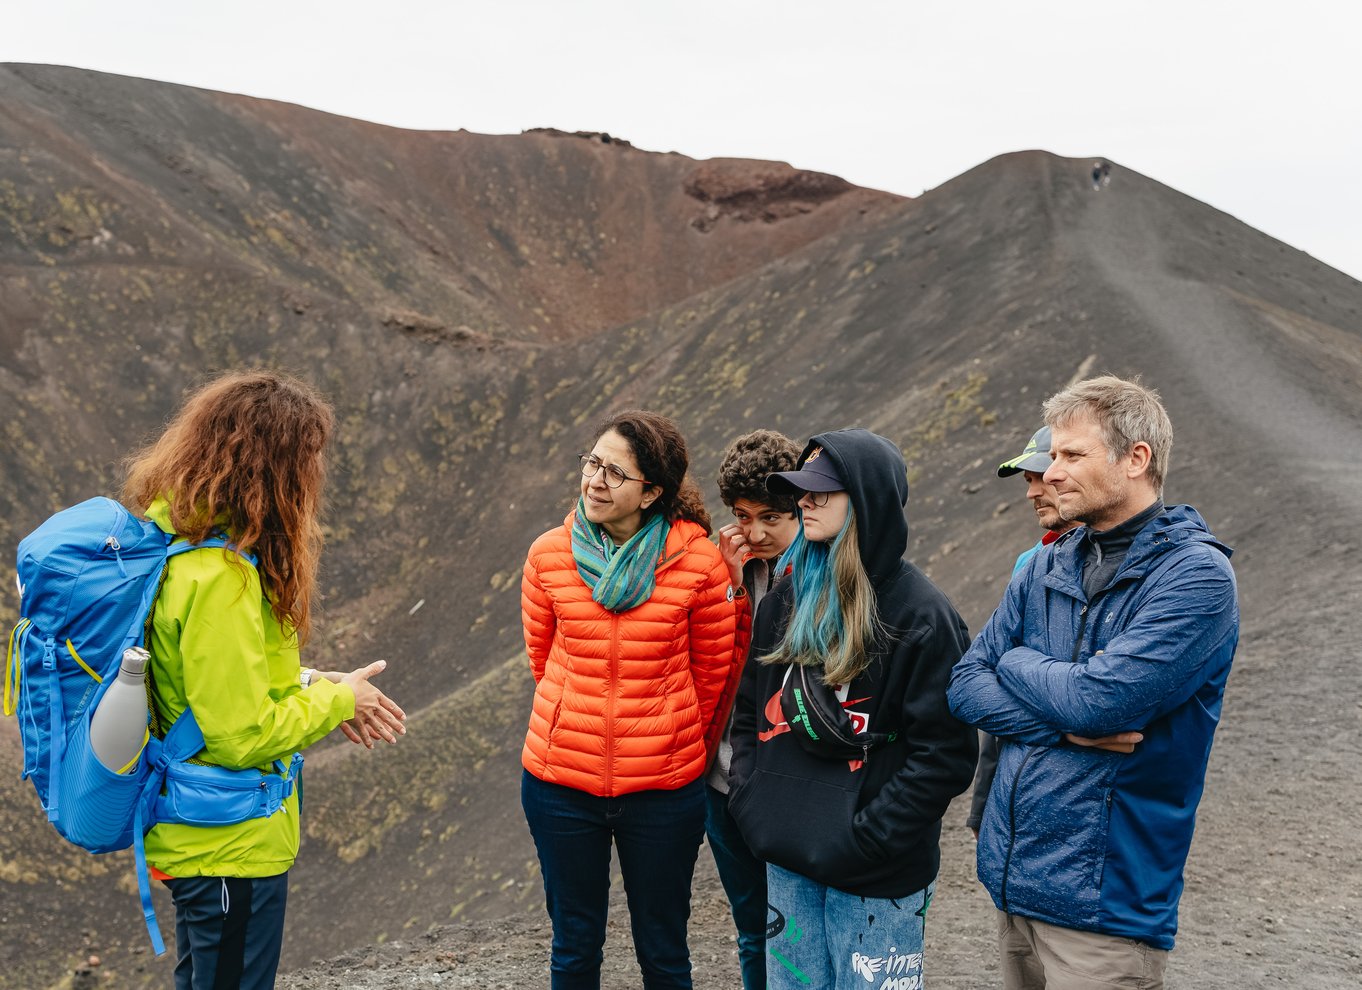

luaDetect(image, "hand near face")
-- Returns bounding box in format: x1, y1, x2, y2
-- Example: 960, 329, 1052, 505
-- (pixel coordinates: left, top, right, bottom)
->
717, 523, 747, 588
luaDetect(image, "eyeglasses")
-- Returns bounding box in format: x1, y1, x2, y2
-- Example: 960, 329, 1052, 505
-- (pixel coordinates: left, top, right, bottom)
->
801, 490, 839, 507
579, 453, 651, 489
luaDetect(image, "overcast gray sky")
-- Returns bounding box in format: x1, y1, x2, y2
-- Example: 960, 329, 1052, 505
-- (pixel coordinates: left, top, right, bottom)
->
7, 1, 1361, 279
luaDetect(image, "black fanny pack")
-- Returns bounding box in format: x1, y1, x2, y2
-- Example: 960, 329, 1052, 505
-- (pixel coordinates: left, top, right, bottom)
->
779, 664, 896, 761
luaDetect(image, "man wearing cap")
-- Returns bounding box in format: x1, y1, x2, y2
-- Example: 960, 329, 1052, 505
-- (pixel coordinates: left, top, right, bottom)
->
966, 426, 1083, 837
998, 425, 1083, 575
948, 376, 1239, 989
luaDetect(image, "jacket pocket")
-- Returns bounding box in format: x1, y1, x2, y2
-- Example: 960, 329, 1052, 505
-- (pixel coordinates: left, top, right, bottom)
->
542, 696, 565, 760
1006, 749, 1112, 926
1092, 786, 1115, 892
728, 767, 872, 884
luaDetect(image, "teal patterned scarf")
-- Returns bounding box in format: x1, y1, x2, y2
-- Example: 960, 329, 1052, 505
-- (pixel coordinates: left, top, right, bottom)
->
571, 496, 671, 612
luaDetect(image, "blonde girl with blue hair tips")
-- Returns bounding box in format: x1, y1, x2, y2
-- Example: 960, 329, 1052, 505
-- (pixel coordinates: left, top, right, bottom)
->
727, 428, 977, 990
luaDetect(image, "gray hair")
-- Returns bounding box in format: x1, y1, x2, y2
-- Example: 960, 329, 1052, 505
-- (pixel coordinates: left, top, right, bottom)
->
1042, 375, 1173, 495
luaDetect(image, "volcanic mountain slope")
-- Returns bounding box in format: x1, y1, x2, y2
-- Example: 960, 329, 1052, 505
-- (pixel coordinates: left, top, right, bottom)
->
0, 61, 900, 701
0, 62, 901, 989
279, 151, 1362, 990
1, 65, 1361, 989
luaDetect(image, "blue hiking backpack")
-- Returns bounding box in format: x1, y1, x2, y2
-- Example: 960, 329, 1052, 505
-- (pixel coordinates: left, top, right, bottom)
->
5, 496, 303, 954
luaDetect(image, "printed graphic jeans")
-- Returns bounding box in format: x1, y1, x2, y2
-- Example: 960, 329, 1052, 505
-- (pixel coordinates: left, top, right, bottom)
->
164, 873, 288, 990
766, 863, 932, 990
704, 784, 768, 990
522, 770, 707, 990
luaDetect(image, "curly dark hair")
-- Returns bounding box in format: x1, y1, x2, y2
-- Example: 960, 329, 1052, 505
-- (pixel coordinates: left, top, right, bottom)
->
594, 410, 713, 535
717, 429, 801, 514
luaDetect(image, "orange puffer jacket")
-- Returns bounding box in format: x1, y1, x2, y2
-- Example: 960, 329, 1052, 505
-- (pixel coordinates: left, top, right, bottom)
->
521, 512, 737, 797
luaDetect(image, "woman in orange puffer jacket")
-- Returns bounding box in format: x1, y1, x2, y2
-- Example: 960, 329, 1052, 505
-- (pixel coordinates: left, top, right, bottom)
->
520, 410, 737, 990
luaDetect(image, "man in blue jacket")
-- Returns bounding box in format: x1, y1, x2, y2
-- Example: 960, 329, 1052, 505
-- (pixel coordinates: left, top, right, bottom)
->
948, 376, 1239, 989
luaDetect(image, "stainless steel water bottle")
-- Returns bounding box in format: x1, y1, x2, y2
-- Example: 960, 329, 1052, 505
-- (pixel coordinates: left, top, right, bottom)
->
89, 647, 151, 773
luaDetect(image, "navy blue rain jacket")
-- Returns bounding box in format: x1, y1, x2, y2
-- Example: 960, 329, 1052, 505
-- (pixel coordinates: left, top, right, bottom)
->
947, 504, 1238, 949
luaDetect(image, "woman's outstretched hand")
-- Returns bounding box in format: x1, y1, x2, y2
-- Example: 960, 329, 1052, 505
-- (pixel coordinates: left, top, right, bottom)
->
338, 660, 408, 748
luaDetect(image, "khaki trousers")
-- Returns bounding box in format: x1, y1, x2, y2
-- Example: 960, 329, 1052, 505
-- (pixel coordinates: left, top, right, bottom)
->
998, 911, 1168, 989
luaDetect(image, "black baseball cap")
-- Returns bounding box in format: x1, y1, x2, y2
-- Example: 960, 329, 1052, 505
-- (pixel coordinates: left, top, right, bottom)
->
767, 445, 845, 495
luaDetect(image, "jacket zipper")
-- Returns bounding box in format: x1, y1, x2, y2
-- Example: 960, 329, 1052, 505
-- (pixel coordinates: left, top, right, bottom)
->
602, 534, 679, 791
1000, 747, 1035, 910
1070, 604, 1090, 663
101, 499, 128, 548
605, 610, 621, 794
102, 500, 130, 577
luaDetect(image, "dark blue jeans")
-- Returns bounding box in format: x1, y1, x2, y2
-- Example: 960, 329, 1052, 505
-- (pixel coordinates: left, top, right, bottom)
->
704, 784, 768, 990
164, 873, 288, 990
522, 770, 706, 990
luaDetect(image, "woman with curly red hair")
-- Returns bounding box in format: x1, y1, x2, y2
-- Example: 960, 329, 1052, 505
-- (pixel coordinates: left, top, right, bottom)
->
126, 370, 405, 990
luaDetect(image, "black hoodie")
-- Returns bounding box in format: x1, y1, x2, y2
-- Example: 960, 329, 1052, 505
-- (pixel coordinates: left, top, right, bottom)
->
728, 429, 978, 898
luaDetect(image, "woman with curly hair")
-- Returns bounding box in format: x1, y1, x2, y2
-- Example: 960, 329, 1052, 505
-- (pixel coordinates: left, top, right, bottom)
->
705, 429, 801, 990
520, 410, 737, 989
126, 370, 405, 990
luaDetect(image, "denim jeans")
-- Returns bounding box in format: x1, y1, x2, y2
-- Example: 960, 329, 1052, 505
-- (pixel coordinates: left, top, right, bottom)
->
704, 785, 768, 990
164, 873, 288, 990
522, 770, 706, 990
766, 863, 932, 990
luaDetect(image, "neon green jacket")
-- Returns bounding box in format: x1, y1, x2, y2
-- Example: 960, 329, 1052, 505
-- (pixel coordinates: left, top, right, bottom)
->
141, 499, 354, 877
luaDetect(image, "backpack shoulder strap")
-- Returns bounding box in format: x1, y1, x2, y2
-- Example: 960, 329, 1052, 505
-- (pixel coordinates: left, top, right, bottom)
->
159, 705, 207, 762
166, 537, 258, 568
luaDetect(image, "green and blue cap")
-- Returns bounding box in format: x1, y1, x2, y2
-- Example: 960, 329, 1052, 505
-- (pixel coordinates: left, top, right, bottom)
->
997, 426, 1052, 478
